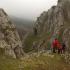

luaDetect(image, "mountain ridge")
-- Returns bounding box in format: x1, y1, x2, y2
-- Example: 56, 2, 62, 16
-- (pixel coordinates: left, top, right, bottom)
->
0, 8, 24, 58
33, 0, 70, 63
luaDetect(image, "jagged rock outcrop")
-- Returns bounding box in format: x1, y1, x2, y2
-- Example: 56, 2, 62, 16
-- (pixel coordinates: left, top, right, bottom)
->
0, 8, 24, 58
34, 0, 70, 64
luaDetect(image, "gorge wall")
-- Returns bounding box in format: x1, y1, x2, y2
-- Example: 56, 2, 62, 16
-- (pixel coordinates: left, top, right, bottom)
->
33, 0, 70, 64
34, 0, 70, 52
0, 9, 24, 58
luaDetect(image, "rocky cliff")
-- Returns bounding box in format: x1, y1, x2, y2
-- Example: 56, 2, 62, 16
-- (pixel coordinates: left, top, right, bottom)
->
0, 8, 24, 58
34, 0, 70, 63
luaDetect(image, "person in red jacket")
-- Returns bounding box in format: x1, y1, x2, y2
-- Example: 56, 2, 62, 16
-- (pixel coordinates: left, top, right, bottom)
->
52, 38, 58, 53
52, 38, 62, 53
57, 42, 62, 54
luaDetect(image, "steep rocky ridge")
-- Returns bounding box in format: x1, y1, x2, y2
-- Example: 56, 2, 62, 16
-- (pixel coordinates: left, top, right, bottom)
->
0, 8, 24, 58
34, 0, 70, 63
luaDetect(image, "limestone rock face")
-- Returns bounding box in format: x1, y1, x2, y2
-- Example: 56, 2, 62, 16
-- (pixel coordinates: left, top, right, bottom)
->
34, 0, 70, 63
0, 9, 24, 58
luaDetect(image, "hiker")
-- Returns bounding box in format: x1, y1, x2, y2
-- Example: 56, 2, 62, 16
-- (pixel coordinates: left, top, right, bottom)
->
57, 42, 62, 54
52, 38, 58, 53
62, 42, 66, 53
52, 38, 63, 54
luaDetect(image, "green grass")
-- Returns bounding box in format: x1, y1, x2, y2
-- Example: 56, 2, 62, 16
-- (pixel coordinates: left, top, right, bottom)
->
24, 32, 51, 53
24, 33, 40, 52
0, 53, 70, 70
0, 55, 20, 70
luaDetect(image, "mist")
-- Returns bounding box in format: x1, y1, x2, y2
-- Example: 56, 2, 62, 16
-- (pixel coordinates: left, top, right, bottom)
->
0, 0, 58, 20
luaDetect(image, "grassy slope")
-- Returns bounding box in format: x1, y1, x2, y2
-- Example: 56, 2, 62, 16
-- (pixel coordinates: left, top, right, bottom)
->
24, 32, 53, 53
24, 32, 49, 52
24, 33, 40, 52
0, 54, 70, 70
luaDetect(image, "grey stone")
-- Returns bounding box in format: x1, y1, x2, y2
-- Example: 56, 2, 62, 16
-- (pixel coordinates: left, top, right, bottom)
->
0, 9, 24, 58
34, 0, 70, 63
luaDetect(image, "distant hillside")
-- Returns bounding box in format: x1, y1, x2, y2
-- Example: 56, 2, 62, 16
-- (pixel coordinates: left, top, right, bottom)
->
10, 16, 34, 31
9, 16, 34, 47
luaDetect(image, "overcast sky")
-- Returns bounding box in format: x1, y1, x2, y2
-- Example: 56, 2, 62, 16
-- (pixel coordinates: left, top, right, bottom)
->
0, 0, 58, 20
